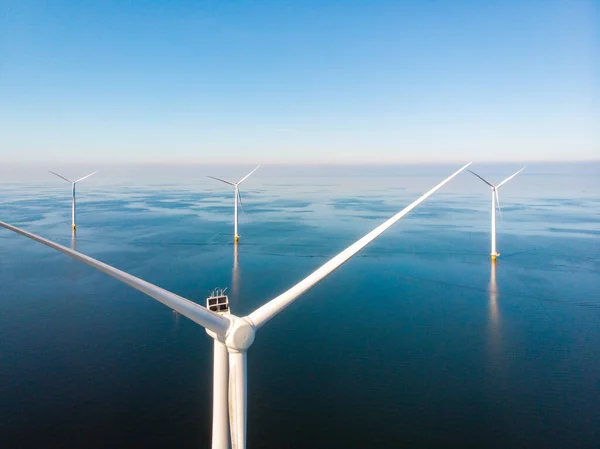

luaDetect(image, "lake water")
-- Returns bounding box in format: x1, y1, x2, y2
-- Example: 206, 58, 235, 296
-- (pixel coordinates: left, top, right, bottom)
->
0, 163, 599, 448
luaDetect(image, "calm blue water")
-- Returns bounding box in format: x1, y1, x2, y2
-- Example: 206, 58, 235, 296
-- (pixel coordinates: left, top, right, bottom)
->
1, 163, 599, 448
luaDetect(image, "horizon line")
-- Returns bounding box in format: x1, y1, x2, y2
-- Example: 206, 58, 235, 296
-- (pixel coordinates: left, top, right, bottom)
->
1, 159, 599, 166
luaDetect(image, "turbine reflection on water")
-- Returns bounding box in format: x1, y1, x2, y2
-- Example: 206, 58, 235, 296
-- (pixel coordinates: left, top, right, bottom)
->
172, 309, 181, 333
70, 232, 77, 251
487, 261, 502, 366
489, 261, 498, 331
67, 232, 79, 283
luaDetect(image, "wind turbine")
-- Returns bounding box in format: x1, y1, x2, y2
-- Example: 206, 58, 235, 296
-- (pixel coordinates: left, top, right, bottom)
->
207, 166, 260, 243
49, 170, 98, 231
1, 163, 470, 449
469, 167, 524, 261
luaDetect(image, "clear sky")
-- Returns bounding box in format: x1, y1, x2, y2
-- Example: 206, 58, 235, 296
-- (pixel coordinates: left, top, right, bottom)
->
1, 0, 598, 164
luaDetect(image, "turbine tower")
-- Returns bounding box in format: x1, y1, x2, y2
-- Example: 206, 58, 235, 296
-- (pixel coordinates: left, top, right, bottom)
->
49, 170, 98, 231
469, 167, 524, 261
1, 163, 470, 449
208, 166, 260, 243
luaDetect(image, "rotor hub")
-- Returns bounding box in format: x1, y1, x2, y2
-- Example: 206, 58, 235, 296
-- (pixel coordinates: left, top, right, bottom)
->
225, 317, 256, 353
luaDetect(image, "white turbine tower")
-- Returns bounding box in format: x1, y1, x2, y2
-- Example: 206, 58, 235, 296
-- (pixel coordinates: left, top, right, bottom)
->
208, 166, 260, 243
469, 167, 524, 261
49, 170, 98, 231
1, 163, 470, 449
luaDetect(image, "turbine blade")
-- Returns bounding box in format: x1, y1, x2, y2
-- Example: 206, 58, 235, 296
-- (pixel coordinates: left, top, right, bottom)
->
74, 171, 98, 183
237, 189, 245, 213
496, 167, 525, 188
207, 176, 236, 186
468, 170, 494, 188
495, 190, 503, 223
0, 221, 231, 336
247, 162, 472, 329
48, 170, 72, 183
237, 165, 260, 185
228, 351, 247, 449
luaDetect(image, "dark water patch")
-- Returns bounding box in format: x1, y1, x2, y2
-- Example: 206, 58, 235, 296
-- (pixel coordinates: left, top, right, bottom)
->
141, 199, 198, 210
250, 199, 312, 209
512, 213, 599, 224
1, 197, 66, 208
354, 214, 388, 220
547, 227, 600, 236
536, 198, 594, 207
330, 197, 399, 213
8, 214, 48, 224
412, 205, 479, 216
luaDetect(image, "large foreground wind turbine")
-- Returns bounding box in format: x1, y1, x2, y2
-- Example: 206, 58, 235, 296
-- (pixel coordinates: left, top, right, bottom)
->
207, 166, 260, 242
1, 163, 470, 449
469, 167, 524, 261
49, 170, 98, 231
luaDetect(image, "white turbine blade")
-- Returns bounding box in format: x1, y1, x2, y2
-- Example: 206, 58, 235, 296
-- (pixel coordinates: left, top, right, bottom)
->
496, 167, 525, 188
468, 170, 494, 188
236, 165, 260, 185
495, 190, 503, 223
48, 170, 72, 183
0, 221, 231, 336
247, 162, 472, 329
237, 189, 245, 213
228, 351, 247, 449
207, 176, 236, 186
74, 171, 98, 183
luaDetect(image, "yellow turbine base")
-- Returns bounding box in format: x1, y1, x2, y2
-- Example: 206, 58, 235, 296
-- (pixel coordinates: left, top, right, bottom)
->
72, 224, 77, 231
234, 235, 239, 242
491, 253, 498, 261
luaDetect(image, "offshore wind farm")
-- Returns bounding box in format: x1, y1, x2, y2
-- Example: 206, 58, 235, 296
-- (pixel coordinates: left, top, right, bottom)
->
1, 162, 599, 448
1, 1, 598, 448
1, 164, 471, 449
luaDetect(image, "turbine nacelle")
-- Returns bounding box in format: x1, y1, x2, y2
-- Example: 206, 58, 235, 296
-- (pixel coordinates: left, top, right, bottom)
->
204, 292, 256, 354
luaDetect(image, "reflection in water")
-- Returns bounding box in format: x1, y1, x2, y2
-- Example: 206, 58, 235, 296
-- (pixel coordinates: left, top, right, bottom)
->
172, 310, 181, 333
488, 261, 501, 360
67, 233, 79, 282
489, 262, 498, 327
230, 244, 240, 312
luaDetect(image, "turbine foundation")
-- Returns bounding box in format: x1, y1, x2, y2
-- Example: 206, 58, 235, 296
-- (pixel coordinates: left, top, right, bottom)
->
491, 253, 499, 261
234, 235, 239, 243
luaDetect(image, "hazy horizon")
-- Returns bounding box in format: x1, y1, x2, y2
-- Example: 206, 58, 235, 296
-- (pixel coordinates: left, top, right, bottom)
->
1, 161, 598, 182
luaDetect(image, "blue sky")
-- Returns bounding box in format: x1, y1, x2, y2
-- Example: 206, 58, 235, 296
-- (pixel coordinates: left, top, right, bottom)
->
1, 0, 598, 163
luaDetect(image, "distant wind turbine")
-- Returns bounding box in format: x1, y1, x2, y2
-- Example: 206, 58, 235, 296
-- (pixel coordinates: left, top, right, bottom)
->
1, 162, 470, 449
208, 166, 260, 243
49, 170, 98, 231
469, 167, 524, 261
